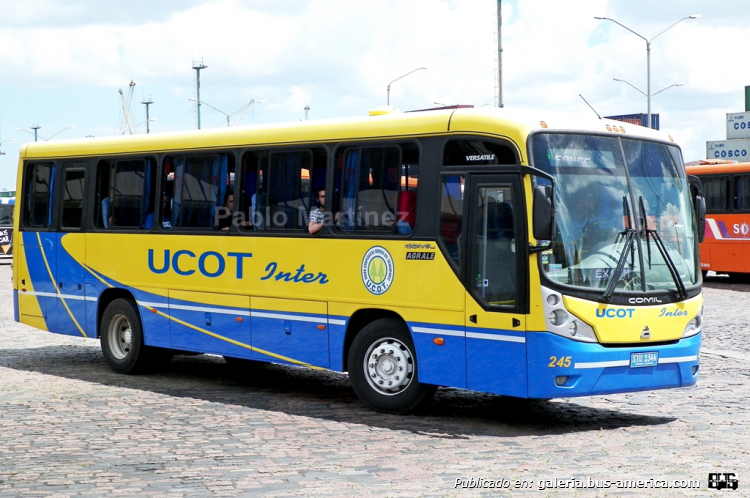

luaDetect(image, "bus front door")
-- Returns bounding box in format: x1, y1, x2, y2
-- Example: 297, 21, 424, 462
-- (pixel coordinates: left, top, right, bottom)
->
464, 174, 527, 397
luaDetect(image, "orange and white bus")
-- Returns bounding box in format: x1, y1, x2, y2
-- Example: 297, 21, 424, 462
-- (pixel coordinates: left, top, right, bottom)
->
686, 161, 750, 277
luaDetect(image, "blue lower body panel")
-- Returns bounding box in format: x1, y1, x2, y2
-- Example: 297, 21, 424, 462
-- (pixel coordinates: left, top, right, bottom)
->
526, 332, 701, 398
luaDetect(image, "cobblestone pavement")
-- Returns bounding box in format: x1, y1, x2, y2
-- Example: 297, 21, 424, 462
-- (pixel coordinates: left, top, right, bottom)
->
0, 264, 748, 497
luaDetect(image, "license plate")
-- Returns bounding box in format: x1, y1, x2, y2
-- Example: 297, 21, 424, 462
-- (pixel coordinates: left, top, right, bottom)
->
630, 351, 658, 368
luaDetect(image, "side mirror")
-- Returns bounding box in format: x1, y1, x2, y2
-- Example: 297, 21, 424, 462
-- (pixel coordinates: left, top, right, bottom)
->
688, 175, 706, 244
694, 195, 706, 243
533, 184, 554, 241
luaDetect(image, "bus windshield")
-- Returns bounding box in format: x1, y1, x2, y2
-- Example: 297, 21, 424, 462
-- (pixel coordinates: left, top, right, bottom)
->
532, 133, 699, 293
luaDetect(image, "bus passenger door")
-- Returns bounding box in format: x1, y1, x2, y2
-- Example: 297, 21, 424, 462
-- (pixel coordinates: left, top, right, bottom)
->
464, 174, 528, 397
251, 297, 329, 368
54, 166, 89, 337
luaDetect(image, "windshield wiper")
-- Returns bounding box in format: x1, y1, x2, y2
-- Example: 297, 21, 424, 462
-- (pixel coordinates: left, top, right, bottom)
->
600, 197, 636, 303
638, 196, 687, 300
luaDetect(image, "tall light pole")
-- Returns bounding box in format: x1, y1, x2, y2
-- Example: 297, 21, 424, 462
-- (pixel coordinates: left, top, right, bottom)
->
141, 96, 154, 134
496, 0, 503, 108
387, 67, 426, 106
595, 15, 700, 129
192, 59, 207, 129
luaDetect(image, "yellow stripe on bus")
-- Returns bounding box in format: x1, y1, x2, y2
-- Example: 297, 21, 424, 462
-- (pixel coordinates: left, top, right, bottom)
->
36, 232, 87, 338
139, 303, 327, 371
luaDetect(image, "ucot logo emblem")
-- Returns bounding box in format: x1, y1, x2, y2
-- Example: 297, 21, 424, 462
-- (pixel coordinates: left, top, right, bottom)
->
595, 308, 635, 318
629, 297, 663, 304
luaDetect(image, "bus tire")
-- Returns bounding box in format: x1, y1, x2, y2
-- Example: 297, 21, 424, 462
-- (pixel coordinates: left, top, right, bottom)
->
100, 298, 160, 374
348, 318, 436, 414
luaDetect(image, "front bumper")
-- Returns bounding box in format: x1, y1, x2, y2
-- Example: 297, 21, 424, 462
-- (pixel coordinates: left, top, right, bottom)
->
527, 331, 701, 398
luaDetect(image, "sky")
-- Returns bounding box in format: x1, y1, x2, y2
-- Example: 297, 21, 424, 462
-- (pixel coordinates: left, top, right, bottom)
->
1, 0, 749, 191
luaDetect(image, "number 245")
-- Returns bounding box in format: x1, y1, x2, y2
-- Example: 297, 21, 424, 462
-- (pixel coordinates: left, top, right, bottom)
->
548, 356, 571, 368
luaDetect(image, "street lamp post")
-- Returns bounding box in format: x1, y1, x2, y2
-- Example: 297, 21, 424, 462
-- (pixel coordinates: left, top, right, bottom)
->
595, 15, 700, 128
14, 125, 76, 141
189, 98, 230, 126
235, 99, 266, 125
387, 67, 427, 106
133, 118, 157, 132
192, 59, 208, 130
613, 78, 684, 98
188, 99, 266, 127
0, 138, 14, 154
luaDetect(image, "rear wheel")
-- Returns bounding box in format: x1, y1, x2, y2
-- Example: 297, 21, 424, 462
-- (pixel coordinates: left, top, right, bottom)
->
348, 318, 436, 414
100, 298, 170, 374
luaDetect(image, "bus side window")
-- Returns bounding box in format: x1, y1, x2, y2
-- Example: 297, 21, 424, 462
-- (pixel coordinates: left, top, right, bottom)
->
240, 149, 325, 232
703, 176, 729, 212
169, 154, 232, 229
266, 151, 310, 230
397, 147, 419, 234
61, 167, 86, 230
24, 163, 55, 228
96, 160, 111, 228
240, 152, 258, 230
334, 143, 417, 233
97, 158, 155, 229
439, 174, 464, 266
735, 175, 750, 211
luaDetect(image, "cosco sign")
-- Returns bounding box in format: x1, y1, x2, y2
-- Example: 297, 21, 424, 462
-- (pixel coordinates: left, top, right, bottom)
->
734, 122, 750, 131
714, 149, 748, 158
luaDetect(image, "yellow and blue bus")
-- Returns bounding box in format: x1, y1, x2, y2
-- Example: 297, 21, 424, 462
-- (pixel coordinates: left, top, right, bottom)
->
12, 107, 705, 413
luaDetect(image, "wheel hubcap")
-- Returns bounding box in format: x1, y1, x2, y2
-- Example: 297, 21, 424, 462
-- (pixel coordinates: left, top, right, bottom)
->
108, 314, 132, 360
364, 337, 414, 396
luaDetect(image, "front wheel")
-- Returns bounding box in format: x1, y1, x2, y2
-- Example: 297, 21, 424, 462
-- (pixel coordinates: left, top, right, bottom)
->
348, 318, 436, 414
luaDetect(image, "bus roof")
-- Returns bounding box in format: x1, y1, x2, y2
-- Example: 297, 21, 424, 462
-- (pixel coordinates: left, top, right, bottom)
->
686, 161, 750, 175
19, 107, 678, 165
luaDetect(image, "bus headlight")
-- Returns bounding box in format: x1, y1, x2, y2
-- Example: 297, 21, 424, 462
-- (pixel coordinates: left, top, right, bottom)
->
568, 321, 577, 336
548, 310, 568, 326
541, 287, 599, 343
682, 314, 702, 338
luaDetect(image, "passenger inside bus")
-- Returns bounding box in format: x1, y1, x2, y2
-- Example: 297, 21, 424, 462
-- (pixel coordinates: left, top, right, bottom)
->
143, 194, 173, 229
217, 193, 234, 230
308, 188, 325, 234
